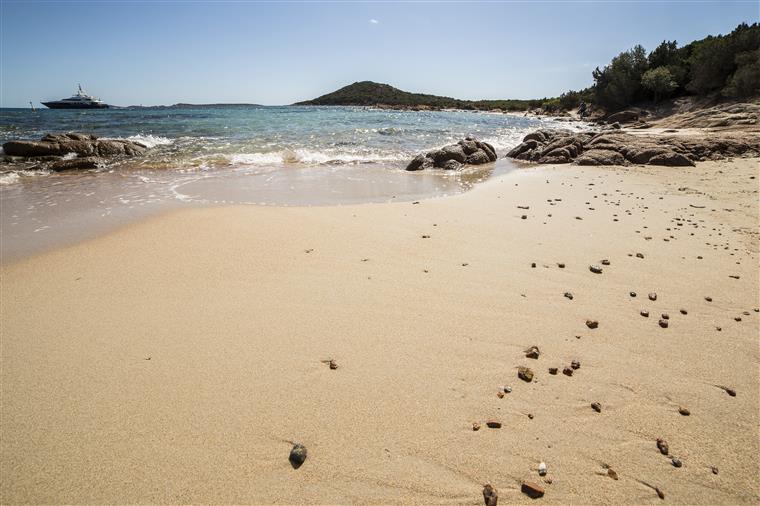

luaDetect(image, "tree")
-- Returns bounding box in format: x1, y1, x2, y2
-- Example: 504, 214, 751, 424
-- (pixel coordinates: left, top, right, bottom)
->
723, 49, 760, 97
642, 67, 678, 102
593, 45, 649, 110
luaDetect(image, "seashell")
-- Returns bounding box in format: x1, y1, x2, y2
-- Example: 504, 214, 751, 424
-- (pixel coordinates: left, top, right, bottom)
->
538, 462, 547, 476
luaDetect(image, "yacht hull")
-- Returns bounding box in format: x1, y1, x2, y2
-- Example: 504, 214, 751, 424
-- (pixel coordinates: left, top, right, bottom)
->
42, 101, 110, 109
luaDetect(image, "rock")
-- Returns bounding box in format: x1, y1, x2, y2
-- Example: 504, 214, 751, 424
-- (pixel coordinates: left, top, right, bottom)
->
705, 296, 712, 302
525, 346, 541, 359
538, 462, 547, 476
521, 481, 545, 499
648, 292, 657, 301
711, 466, 719, 475
607, 110, 639, 123
671, 457, 682, 468
591, 402, 602, 413
576, 149, 625, 166
661, 313, 669, 320
548, 367, 558, 375
50, 156, 103, 172
678, 406, 690, 416
564, 292, 574, 300
636, 253, 645, 258
518, 366, 534, 382
680, 309, 688, 315
289, 443, 308, 468
472, 422, 481, 431
407, 138, 495, 171
641, 310, 650, 317
486, 419, 502, 429
504, 386, 512, 394
630, 291, 637, 297
571, 360, 581, 370
557, 262, 565, 268
648, 152, 695, 167
657, 438, 669, 455
563, 366, 574, 377
601, 259, 610, 266
589, 265, 603, 274
328, 359, 338, 370
659, 319, 669, 328
3, 133, 147, 159
483, 484, 498, 506
586, 319, 599, 329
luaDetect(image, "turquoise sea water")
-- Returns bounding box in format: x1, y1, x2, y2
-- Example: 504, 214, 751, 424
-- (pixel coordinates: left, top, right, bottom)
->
0, 106, 588, 260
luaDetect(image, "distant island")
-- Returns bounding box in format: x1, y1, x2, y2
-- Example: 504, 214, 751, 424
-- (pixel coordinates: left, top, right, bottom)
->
294, 81, 545, 112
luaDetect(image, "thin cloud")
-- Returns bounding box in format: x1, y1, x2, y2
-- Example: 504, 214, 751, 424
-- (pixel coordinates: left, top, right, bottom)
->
369, 19, 379, 24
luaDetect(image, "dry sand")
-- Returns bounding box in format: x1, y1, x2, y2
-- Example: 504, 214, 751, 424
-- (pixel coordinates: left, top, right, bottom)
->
1, 158, 758, 504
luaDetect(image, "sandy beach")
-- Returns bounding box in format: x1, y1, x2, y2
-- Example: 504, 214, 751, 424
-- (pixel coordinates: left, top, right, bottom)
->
2, 156, 758, 504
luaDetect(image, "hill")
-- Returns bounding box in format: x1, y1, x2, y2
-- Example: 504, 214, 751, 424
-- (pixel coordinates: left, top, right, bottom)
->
294, 81, 544, 112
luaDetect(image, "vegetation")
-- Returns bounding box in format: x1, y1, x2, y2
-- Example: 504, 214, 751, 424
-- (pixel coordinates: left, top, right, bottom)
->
295, 81, 553, 112
297, 22, 759, 114
592, 22, 759, 110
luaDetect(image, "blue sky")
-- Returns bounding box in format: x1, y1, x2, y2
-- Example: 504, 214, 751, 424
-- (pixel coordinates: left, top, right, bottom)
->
1, 1, 757, 107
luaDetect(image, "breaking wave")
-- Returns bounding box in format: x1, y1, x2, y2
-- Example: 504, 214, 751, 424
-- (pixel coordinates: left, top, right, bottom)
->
223, 149, 410, 166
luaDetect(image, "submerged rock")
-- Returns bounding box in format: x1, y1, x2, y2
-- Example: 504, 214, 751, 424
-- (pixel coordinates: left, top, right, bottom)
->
406, 137, 497, 171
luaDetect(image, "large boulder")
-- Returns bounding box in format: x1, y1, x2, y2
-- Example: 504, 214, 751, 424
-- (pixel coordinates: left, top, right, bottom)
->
576, 149, 625, 166
3, 133, 147, 159
406, 137, 497, 171
606, 110, 639, 123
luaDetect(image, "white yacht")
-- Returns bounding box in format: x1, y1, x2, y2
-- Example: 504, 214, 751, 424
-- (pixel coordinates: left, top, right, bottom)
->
42, 84, 110, 109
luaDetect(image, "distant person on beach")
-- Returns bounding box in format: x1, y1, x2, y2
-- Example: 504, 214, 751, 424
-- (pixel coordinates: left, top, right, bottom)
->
578, 101, 588, 118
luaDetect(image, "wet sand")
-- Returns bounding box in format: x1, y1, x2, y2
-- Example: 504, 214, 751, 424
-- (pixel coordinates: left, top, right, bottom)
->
1, 158, 758, 504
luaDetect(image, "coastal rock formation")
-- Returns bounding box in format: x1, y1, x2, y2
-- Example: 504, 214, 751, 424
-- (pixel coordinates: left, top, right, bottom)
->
507, 129, 760, 166
406, 138, 497, 171
2, 133, 148, 171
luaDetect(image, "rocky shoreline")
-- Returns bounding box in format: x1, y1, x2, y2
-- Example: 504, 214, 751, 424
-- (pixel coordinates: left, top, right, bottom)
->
2, 133, 148, 171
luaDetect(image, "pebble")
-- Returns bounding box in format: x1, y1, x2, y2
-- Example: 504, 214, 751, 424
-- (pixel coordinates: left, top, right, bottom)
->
705, 296, 713, 302
678, 406, 690, 416
531, 262, 536, 268
680, 309, 688, 315
548, 367, 558, 375
521, 481, 545, 499
630, 291, 637, 297
671, 457, 682, 468
657, 438, 669, 455
607, 468, 619, 480
472, 422, 481, 431
659, 319, 669, 328
589, 265, 603, 274
289, 443, 308, 468
601, 259, 610, 265
483, 484, 498, 506
563, 366, 574, 377
518, 367, 534, 382
711, 466, 719, 475
571, 360, 581, 370
586, 319, 599, 329
661, 313, 669, 320
504, 386, 512, 393
525, 346, 541, 359
636, 252, 645, 258
557, 262, 565, 268
640, 310, 650, 317
521, 215, 527, 219
538, 462, 547, 476
591, 402, 602, 413
328, 359, 338, 370
564, 292, 574, 300
648, 292, 657, 301
497, 391, 505, 399
486, 419, 502, 429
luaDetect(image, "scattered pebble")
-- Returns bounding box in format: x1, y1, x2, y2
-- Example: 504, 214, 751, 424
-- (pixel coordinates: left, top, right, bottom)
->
518, 366, 534, 382
705, 296, 713, 302
711, 466, 719, 475
504, 386, 512, 393
678, 406, 690, 416
589, 265, 603, 274
648, 292, 657, 301
289, 443, 308, 468
483, 484, 498, 506
591, 402, 602, 413
563, 366, 574, 377
538, 462, 547, 476
671, 457, 682, 468
521, 481, 545, 499
571, 360, 581, 370
472, 422, 481, 431
607, 468, 619, 480
557, 262, 565, 268
586, 319, 599, 329
659, 319, 669, 328
601, 259, 610, 266
486, 419, 502, 429
525, 346, 541, 359
531, 262, 536, 268
636, 252, 645, 258
548, 367, 558, 375
680, 309, 688, 315
630, 291, 637, 297
640, 310, 650, 317
661, 313, 669, 320
564, 292, 574, 300
657, 438, 669, 456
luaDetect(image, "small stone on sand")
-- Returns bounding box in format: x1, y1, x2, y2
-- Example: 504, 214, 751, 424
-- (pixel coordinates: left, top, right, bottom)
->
486, 419, 502, 429
591, 402, 602, 413
521, 481, 545, 499
589, 265, 603, 274
678, 406, 690, 416
518, 366, 534, 382
586, 319, 599, 329
289, 443, 308, 468
483, 484, 498, 506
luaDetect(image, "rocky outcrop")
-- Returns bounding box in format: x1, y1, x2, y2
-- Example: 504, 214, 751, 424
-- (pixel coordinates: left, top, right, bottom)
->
606, 110, 640, 124
507, 129, 760, 167
2, 133, 148, 171
406, 137, 497, 171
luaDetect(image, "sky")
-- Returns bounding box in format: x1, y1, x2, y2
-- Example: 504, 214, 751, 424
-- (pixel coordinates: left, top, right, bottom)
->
1, 1, 758, 107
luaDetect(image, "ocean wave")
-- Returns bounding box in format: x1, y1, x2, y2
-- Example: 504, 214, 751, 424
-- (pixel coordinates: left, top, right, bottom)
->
0, 168, 51, 185
223, 149, 409, 166
0, 172, 20, 185
124, 134, 174, 148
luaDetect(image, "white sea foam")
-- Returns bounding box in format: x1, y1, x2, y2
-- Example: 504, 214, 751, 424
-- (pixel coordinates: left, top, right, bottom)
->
0, 172, 20, 185
124, 134, 174, 148
225, 149, 409, 166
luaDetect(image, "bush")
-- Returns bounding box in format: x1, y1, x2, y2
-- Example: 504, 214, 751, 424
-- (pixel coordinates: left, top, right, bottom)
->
723, 49, 760, 97
592, 45, 649, 110
642, 67, 678, 102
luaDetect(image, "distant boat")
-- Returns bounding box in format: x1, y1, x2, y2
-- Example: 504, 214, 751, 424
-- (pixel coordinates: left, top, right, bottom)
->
42, 84, 110, 109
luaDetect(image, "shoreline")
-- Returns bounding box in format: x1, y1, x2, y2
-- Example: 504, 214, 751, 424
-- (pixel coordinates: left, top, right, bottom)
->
2, 157, 758, 503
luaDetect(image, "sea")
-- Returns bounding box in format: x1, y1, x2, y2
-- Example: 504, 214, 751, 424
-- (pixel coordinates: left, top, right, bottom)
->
0, 106, 588, 261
